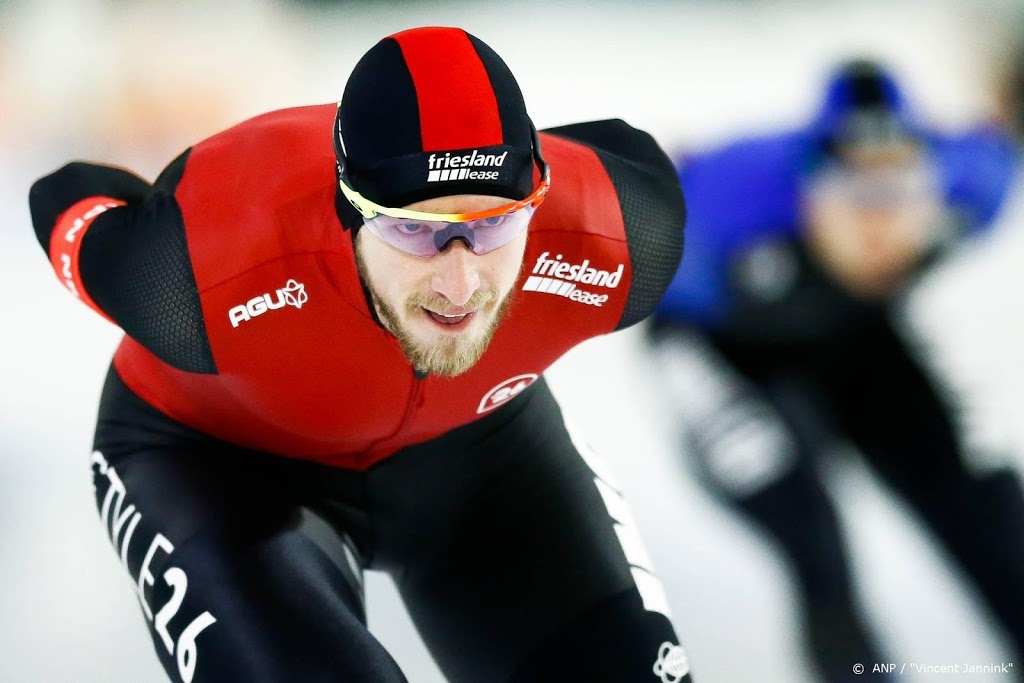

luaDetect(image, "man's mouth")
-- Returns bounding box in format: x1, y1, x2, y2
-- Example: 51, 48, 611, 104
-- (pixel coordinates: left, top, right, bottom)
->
424, 308, 475, 329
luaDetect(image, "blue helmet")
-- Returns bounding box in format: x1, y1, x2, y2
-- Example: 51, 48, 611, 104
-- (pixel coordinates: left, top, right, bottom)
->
810, 59, 921, 152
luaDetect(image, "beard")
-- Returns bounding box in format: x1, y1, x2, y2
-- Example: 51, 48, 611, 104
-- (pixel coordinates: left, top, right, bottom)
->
355, 247, 518, 377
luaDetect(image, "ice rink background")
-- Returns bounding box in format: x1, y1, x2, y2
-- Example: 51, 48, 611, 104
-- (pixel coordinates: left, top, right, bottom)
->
2, 1, 1024, 681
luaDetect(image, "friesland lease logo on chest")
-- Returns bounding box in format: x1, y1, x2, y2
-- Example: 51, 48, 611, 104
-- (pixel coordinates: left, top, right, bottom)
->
521, 251, 624, 307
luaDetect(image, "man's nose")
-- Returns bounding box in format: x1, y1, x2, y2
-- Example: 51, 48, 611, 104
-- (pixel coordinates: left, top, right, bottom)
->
431, 241, 481, 307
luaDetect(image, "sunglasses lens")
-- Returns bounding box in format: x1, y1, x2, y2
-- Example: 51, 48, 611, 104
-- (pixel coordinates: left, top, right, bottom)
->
363, 206, 535, 257
809, 162, 937, 208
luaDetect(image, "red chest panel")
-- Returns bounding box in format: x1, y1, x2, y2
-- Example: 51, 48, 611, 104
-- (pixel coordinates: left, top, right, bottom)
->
114, 108, 631, 469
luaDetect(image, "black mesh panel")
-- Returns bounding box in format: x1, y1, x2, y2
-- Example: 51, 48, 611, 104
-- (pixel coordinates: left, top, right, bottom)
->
547, 120, 685, 330
80, 151, 216, 374
598, 148, 685, 329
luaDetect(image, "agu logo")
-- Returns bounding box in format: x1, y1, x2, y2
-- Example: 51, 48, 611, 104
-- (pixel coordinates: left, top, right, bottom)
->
229, 279, 308, 328
477, 374, 538, 414
653, 642, 690, 683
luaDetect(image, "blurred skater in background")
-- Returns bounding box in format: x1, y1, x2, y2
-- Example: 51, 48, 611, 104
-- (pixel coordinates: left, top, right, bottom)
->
995, 36, 1024, 143
647, 60, 1023, 682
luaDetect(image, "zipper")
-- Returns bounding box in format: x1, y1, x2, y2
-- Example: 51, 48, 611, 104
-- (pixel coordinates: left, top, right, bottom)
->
358, 365, 422, 468
396, 367, 424, 432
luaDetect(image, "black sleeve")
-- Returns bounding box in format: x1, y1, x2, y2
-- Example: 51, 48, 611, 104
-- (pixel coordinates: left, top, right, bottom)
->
29, 161, 151, 254
543, 120, 686, 330
28, 151, 217, 374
